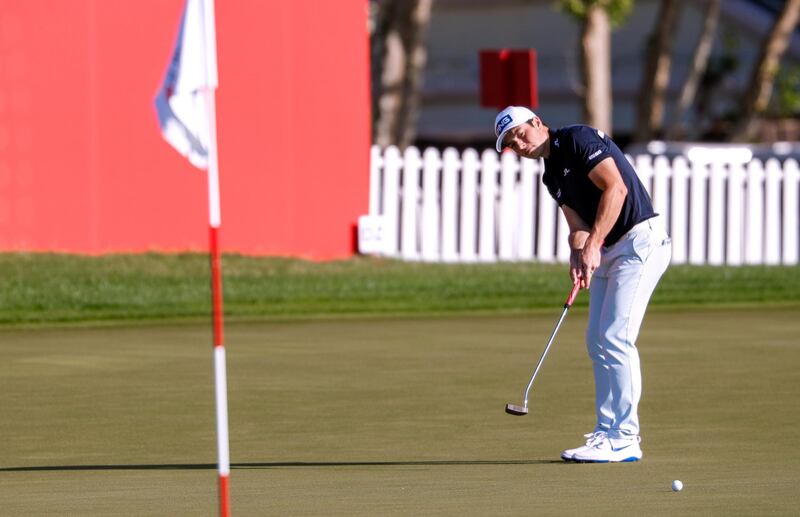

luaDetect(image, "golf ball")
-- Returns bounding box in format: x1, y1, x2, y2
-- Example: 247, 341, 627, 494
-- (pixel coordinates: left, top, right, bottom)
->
671, 480, 683, 492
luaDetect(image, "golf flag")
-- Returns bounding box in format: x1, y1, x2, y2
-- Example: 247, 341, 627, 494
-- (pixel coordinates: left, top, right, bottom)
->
155, 0, 218, 170
155, 2, 229, 516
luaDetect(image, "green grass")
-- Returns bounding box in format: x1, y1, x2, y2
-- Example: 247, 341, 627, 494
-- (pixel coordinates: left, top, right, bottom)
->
2, 253, 799, 513
0, 253, 798, 325
1, 310, 798, 514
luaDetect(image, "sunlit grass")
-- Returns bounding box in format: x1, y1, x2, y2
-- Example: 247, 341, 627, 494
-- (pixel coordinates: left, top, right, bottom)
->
0, 253, 797, 325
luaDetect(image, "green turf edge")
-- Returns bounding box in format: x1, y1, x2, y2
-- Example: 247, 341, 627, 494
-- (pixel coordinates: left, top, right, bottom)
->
2, 300, 799, 331
1, 253, 798, 328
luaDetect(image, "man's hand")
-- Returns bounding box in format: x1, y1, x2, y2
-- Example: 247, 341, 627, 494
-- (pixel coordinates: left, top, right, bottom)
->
579, 238, 602, 288
569, 249, 582, 286
563, 207, 591, 289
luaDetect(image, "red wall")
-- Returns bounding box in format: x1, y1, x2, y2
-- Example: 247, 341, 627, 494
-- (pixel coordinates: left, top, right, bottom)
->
0, 0, 370, 258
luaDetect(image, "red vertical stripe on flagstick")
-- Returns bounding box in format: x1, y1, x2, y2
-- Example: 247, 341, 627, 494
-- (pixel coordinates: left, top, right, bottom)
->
210, 224, 230, 516
210, 225, 224, 347
219, 474, 230, 517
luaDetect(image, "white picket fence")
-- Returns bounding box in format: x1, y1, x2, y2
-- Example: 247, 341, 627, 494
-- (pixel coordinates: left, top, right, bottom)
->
360, 145, 800, 266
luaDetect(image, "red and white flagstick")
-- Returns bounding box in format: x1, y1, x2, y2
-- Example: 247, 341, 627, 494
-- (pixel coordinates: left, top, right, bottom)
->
202, 2, 229, 514
155, 1, 229, 510
205, 85, 230, 517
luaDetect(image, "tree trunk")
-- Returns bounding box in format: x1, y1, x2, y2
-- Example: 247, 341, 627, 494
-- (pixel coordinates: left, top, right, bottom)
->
634, 0, 682, 142
371, 0, 433, 149
731, 0, 800, 142
398, 0, 433, 148
581, 4, 612, 134
668, 0, 720, 140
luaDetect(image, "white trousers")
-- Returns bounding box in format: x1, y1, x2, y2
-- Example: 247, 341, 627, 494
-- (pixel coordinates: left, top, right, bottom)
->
586, 215, 671, 439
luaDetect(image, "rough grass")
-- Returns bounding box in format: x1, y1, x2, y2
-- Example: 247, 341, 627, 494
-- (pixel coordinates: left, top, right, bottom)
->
0, 253, 798, 325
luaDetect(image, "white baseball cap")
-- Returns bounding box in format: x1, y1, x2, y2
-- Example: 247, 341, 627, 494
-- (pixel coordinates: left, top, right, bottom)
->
494, 106, 536, 152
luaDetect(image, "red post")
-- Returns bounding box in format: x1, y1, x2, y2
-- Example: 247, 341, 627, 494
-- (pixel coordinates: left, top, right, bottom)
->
209, 224, 230, 517
218, 471, 231, 517
479, 49, 538, 109
210, 226, 224, 347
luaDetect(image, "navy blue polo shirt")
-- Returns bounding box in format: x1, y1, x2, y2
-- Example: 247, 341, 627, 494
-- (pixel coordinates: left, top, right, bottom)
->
542, 125, 656, 246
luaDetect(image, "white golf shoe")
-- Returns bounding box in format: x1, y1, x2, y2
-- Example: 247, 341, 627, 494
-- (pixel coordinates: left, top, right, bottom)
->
560, 430, 608, 461
570, 434, 642, 463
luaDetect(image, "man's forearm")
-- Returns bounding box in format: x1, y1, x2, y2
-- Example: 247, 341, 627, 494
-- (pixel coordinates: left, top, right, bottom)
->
585, 184, 626, 249
569, 230, 590, 251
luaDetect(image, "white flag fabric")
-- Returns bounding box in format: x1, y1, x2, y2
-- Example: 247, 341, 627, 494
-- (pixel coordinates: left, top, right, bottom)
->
155, 0, 218, 170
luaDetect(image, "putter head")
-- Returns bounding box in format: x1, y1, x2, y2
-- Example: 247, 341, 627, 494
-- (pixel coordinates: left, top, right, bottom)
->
505, 403, 528, 416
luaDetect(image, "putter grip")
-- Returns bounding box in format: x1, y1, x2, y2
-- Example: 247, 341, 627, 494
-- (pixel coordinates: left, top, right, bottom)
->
564, 283, 580, 308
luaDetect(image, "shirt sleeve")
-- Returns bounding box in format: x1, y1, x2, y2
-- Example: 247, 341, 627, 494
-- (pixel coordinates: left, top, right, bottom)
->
569, 127, 612, 172
543, 171, 565, 206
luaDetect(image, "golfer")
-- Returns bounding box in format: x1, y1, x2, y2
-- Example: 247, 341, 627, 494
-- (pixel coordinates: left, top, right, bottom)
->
494, 106, 671, 462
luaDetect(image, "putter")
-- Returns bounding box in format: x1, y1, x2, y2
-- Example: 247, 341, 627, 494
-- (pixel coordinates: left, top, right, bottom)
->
505, 283, 581, 416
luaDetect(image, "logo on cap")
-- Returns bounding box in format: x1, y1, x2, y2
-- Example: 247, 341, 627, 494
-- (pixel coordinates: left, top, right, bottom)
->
496, 115, 513, 136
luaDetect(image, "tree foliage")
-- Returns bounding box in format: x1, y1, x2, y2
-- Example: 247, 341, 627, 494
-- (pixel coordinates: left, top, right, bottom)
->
558, 0, 633, 134
731, 0, 800, 141
773, 65, 800, 116
558, 0, 633, 26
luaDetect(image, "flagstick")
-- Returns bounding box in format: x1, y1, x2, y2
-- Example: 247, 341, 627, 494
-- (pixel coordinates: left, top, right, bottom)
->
155, 0, 228, 512
205, 85, 230, 517
201, 0, 229, 513
210, 227, 230, 517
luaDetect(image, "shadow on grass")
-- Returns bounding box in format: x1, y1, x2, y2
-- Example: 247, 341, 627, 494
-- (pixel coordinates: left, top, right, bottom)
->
0, 459, 564, 472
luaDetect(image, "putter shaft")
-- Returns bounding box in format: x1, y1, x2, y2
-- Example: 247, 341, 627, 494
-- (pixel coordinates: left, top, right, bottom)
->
519, 305, 570, 406
508, 284, 580, 414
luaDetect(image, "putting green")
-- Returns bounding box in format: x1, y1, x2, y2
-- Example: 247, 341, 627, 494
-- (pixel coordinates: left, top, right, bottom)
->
1, 308, 798, 515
